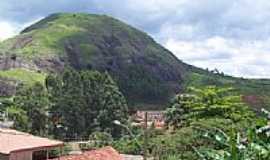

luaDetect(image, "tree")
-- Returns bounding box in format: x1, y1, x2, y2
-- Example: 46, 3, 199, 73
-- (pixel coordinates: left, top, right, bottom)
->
83, 71, 128, 136
165, 94, 196, 128
165, 86, 254, 128
46, 69, 128, 139
47, 69, 86, 138
14, 82, 50, 136
6, 106, 29, 131
188, 86, 253, 120
0, 97, 29, 131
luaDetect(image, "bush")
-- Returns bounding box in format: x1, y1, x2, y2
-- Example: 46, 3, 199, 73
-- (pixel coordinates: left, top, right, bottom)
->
112, 137, 142, 155
49, 144, 72, 158
79, 131, 113, 151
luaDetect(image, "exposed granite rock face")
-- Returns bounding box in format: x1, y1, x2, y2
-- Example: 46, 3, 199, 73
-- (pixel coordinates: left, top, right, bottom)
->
33, 57, 65, 73
0, 55, 29, 96
0, 54, 65, 72
0, 79, 16, 96
11, 35, 33, 50
0, 55, 37, 71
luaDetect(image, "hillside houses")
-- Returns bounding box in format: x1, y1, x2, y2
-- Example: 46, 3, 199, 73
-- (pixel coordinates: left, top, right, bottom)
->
133, 111, 165, 129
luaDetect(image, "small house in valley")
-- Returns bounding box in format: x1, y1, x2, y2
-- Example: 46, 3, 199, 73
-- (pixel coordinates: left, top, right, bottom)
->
133, 110, 165, 129
0, 128, 63, 160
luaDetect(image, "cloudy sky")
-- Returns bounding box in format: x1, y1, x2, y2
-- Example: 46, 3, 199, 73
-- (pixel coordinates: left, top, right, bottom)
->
1, 0, 270, 78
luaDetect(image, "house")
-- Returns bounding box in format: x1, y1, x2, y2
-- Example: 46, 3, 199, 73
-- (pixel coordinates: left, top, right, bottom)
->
50, 146, 123, 160
0, 128, 63, 160
133, 111, 165, 129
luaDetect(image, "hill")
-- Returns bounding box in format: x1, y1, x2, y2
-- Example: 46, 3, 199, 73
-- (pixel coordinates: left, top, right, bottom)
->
0, 13, 270, 110
185, 69, 270, 111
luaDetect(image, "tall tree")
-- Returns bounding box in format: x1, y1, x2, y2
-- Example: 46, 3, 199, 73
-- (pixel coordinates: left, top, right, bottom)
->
46, 69, 128, 139
47, 69, 86, 138
165, 94, 195, 128
14, 82, 49, 135
81, 71, 128, 135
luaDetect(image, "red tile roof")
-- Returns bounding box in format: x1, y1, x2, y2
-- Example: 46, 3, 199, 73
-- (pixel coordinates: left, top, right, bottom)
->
51, 146, 123, 160
0, 128, 63, 154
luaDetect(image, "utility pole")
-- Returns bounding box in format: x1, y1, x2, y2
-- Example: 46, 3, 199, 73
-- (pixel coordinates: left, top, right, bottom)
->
143, 112, 148, 160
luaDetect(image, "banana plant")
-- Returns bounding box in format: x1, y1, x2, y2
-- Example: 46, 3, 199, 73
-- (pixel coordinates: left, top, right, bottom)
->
193, 125, 270, 160
257, 108, 270, 137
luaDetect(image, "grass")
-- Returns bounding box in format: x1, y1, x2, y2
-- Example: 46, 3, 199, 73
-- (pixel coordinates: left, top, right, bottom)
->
0, 68, 46, 85
0, 13, 153, 58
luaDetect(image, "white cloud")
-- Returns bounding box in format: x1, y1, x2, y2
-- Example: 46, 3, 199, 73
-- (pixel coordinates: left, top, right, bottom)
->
126, 0, 187, 13
165, 37, 270, 78
0, 21, 18, 41
0, 17, 43, 41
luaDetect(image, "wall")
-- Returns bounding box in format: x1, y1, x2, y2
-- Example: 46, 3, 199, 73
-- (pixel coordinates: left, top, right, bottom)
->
9, 151, 32, 160
0, 153, 9, 160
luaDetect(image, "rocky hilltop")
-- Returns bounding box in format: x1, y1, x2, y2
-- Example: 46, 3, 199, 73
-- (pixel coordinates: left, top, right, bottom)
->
1, 13, 270, 110
0, 13, 192, 108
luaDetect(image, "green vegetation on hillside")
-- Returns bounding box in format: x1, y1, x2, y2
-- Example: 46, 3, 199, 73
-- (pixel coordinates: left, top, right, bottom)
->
0, 68, 46, 85
185, 70, 270, 111
0, 13, 186, 108
186, 71, 270, 95
1, 13, 270, 110
0, 13, 154, 58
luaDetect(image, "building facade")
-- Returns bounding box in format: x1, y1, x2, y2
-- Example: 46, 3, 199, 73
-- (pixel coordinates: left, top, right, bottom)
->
133, 110, 165, 129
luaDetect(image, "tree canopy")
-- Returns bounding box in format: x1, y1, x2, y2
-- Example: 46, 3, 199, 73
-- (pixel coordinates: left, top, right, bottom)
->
46, 69, 128, 139
1, 68, 128, 140
165, 86, 255, 129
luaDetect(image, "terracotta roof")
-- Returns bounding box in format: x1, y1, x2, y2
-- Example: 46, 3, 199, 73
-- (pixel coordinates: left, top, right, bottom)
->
51, 146, 123, 160
0, 128, 63, 154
